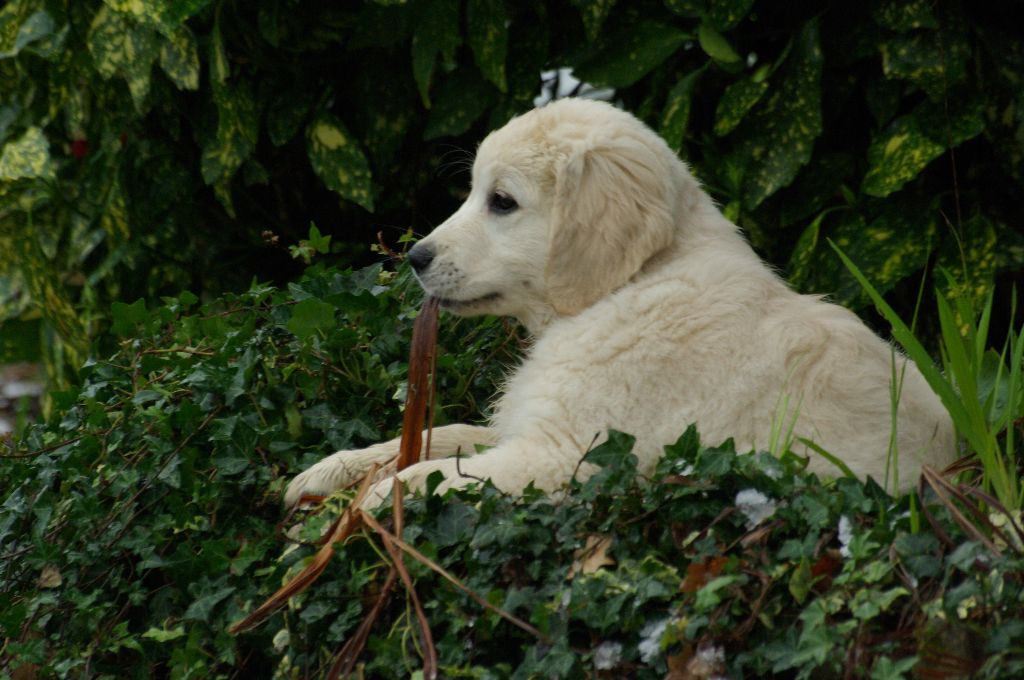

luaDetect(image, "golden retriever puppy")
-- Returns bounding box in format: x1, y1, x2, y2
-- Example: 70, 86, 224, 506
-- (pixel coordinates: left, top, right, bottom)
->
285, 98, 955, 508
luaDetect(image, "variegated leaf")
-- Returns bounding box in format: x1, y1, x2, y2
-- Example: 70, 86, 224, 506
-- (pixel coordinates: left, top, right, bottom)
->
707, 0, 754, 31
411, 0, 460, 107
423, 72, 491, 140
786, 209, 827, 288
0, 6, 57, 59
663, 0, 704, 18
714, 76, 769, 136
825, 206, 936, 305
0, 126, 54, 181
660, 69, 702, 152
306, 114, 374, 212
102, 0, 212, 31
872, 0, 938, 33
880, 28, 968, 101
201, 81, 258, 186
737, 20, 822, 209
570, 0, 617, 41
101, 176, 130, 241
862, 98, 982, 197
209, 19, 229, 86
573, 20, 689, 89
467, 0, 507, 92
159, 24, 199, 91
87, 6, 159, 110
937, 215, 998, 309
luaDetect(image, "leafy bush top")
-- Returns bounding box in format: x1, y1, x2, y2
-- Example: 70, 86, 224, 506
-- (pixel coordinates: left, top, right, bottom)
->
2, 265, 1022, 678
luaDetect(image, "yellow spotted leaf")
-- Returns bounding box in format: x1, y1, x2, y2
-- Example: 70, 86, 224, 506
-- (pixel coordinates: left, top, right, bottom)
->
87, 6, 159, 110
737, 19, 823, 209
660, 68, 702, 152
570, 0, 617, 41
159, 24, 199, 91
0, 127, 54, 181
306, 114, 374, 212
467, 0, 507, 92
101, 176, 130, 241
714, 76, 769, 137
411, 0, 460, 107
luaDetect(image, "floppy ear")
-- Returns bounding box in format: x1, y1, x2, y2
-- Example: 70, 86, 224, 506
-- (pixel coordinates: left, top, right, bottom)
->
546, 135, 676, 315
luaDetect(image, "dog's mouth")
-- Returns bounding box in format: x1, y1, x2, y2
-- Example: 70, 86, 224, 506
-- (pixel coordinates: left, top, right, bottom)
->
434, 292, 502, 310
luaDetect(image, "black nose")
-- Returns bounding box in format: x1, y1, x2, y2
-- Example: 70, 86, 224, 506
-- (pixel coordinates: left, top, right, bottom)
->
407, 243, 435, 273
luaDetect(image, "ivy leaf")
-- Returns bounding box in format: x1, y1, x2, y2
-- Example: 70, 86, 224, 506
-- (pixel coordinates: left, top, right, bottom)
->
736, 19, 823, 209
573, 20, 689, 89
570, 0, 617, 41
183, 585, 235, 621
467, 0, 507, 92
660, 69, 702, 152
159, 24, 199, 91
698, 23, 741, 63
305, 114, 375, 211
714, 76, 769, 136
0, 127, 54, 181
411, 0, 460, 107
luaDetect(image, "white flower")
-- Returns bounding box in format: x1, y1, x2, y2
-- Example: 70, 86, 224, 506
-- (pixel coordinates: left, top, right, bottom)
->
838, 515, 854, 558
638, 617, 671, 663
734, 489, 777, 529
593, 641, 623, 670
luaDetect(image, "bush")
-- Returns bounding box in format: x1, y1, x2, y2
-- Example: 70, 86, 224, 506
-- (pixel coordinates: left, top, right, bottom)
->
2, 264, 1022, 678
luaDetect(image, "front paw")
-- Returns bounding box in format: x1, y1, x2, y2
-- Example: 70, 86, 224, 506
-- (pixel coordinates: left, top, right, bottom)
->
360, 459, 474, 510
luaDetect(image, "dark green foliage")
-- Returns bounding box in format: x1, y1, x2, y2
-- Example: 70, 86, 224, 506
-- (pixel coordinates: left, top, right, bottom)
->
2, 0, 1023, 381
2, 266, 1022, 677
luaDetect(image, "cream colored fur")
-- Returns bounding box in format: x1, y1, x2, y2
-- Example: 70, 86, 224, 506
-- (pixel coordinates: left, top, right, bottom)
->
284, 98, 955, 508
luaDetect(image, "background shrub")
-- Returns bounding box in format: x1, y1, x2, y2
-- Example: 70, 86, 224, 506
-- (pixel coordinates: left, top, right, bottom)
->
1, 0, 1022, 383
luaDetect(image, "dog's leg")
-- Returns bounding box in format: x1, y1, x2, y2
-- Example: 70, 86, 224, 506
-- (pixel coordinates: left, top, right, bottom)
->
283, 424, 498, 506
361, 438, 581, 509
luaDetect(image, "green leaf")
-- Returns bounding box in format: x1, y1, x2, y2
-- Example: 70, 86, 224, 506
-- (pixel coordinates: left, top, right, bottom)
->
423, 72, 492, 140
159, 25, 199, 91
411, 0, 460, 107
663, 0, 704, 18
306, 114, 375, 211
879, 26, 969, 100
707, 0, 754, 31
570, 0, 617, 41
0, 6, 56, 59
862, 115, 943, 197
936, 214, 998, 310
100, 176, 130, 241
287, 297, 337, 341
467, 0, 507, 92
660, 69, 702, 152
141, 625, 186, 642
714, 76, 769, 136
862, 98, 982, 197
183, 585, 235, 621
736, 20, 823, 209
201, 80, 258, 187
573, 20, 689, 89
111, 299, 148, 337
872, 0, 938, 32
698, 23, 741, 63
0, 126, 53, 181
824, 206, 936, 305
87, 6, 160, 110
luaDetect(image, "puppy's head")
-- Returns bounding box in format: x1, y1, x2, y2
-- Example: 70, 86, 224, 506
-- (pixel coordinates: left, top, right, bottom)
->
409, 98, 686, 328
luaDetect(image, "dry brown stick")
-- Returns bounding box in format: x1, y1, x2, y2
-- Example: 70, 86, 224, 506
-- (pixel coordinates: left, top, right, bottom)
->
228, 467, 379, 634
361, 511, 551, 643
397, 297, 440, 471
326, 567, 399, 680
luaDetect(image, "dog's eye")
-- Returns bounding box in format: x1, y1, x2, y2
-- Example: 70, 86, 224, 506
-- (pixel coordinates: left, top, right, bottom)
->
488, 191, 518, 215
